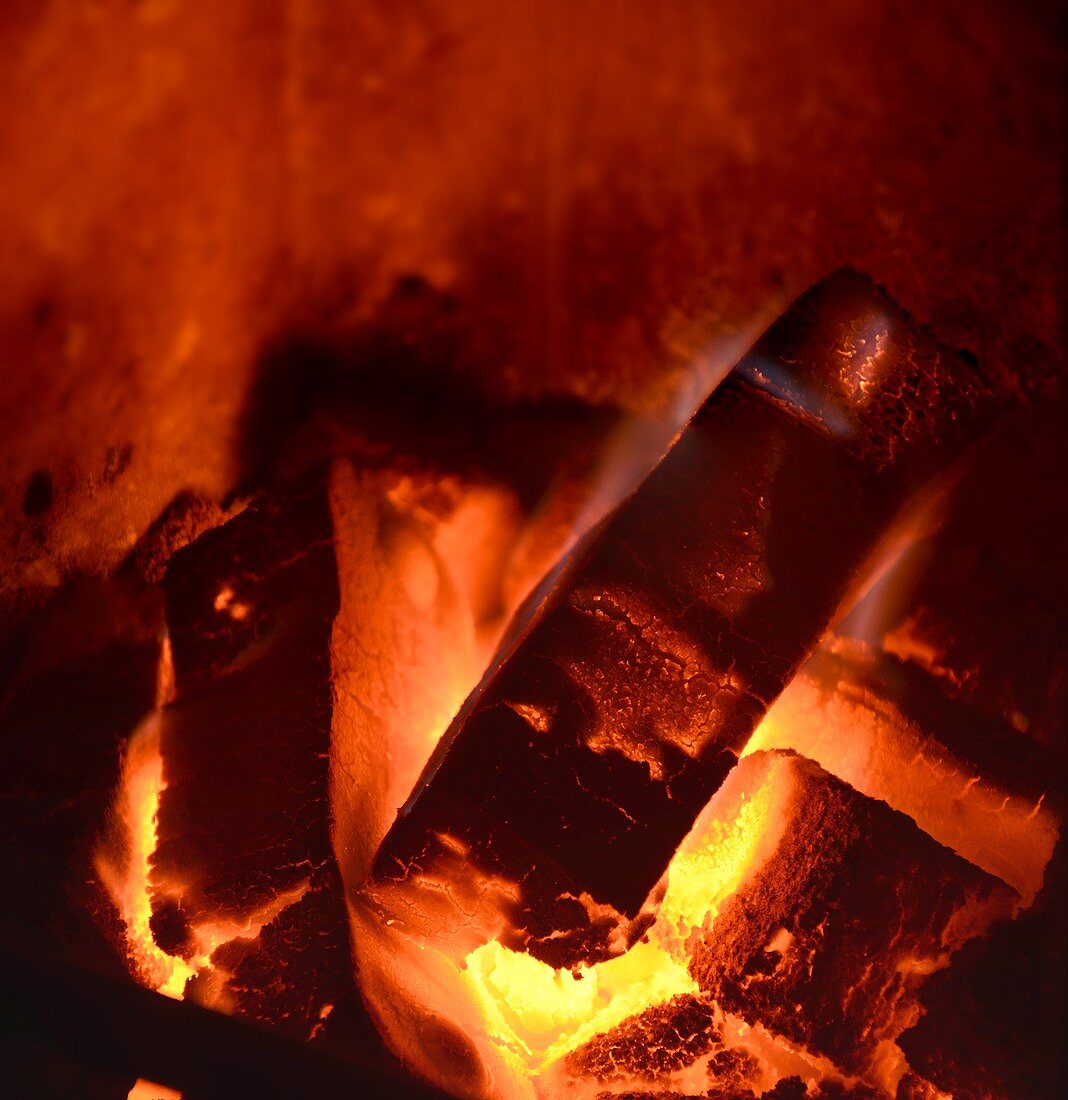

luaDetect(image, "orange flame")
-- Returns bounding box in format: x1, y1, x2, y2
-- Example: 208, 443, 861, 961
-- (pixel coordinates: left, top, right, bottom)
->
744, 637, 1058, 905
127, 1080, 182, 1100
95, 639, 312, 1007
351, 751, 840, 1099
462, 770, 781, 1076
95, 711, 195, 999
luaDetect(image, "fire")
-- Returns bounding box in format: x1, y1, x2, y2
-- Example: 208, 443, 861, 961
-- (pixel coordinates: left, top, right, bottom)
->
350, 590, 1043, 1100
744, 636, 1059, 905
358, 745, 1019, 1098
80, 274, 1059, 1100
95, 648, 313, 1008
352, 748, 849, 1099
95, 712, 194, 999
462, 769, 781, 1077
89, 446, 1057, 1100
127, 1080, 182, 1100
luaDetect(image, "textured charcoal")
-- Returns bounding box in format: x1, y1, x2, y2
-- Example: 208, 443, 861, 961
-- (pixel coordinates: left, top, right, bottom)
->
748, 636, 1060, 902
154, 483, 337, 914
761, 1081, 809, 1100
876, 400, 1068, 750
0, 574, 162, 954
564, 994, 721, 1082
688, 751, 1017, 1082
590, 1070, 808, 1100
150, 479, 352, 1032
897, 838, 1067, 1100
370, 269, 999, 968
0, 638, 159, 871
894, 1074, 951, 1100
704, 1048, 766, 1096
807, 1083, 884, 1100
210, 866, 353, 1034
0, 582, 163, 1099
125, 491, 228, 586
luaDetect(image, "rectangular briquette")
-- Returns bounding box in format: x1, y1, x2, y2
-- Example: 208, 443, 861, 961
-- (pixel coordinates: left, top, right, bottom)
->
688, 751, 1017, 1084
368, 269, 999, 969
743, 636, 1060, 904
150, 481, 350, 1028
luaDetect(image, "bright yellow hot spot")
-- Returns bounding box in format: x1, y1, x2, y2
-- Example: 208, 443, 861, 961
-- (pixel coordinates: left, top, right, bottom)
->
96, 709, 312, 1007
462, 762, 783, 1076
95, 713, 197, 999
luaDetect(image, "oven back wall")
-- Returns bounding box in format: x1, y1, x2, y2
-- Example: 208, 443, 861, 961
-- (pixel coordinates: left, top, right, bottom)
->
0, 0, 1063, 612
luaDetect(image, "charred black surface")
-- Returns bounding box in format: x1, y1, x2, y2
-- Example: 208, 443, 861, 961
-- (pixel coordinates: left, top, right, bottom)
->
0, 576, 162, 960
898, 837, 1068, 1100
862, 400, 1068, 750
565, 994, 721, 1082
0, 925, 443, 1100
152, 477, 351, 1032
0, 580, 164, 1099
370, 270, 1000, 968
689, 753, 1016, 1080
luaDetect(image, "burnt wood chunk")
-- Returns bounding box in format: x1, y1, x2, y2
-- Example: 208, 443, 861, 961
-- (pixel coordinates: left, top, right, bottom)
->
747, 636, 1061, 902
563, 994, 722, 1083
897, 838, 1067, 1100
878, 400, 1068, 749
688, 751, 1017, 1084
369, 269, 999, 968
208, 865, 353, 1033
150, 481, 350, 1031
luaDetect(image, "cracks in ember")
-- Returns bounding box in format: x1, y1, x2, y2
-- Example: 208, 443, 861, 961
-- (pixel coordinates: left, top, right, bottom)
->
95, 703, 316, 1008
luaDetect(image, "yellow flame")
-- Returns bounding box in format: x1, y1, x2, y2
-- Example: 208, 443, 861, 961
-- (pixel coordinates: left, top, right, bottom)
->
96, 707, 311, 1004
461, 762, 782, 1076
95, 712, 196, 998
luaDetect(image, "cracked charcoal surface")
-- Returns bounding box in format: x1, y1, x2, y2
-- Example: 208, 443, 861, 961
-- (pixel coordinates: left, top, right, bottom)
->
210, 865, 352, 1033
370, 270, 1000, 968
0, 586, 161, 950
155, 483, 337, 912
150, 478, 352, 1031
689, 751, 1017, 1082
564, 994, 722, 1082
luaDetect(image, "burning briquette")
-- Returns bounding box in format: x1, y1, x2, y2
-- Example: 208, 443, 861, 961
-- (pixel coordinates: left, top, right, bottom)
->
367, 269, 999, 969
745, 636, 1060, 904
147, 482, 350, 1026
688, 751, 1017, 1087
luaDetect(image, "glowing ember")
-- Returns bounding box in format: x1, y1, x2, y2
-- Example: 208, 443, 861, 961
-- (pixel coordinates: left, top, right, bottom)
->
354, 750, 1016, 1097
746, 637, 1059, 904
461, 768, 780, 1078
95, 712, 193, 999
95, 708, 313, 1005
74, 269, 1059, 1100
127, 1080, 182, 1100
366, 269, 1000, 982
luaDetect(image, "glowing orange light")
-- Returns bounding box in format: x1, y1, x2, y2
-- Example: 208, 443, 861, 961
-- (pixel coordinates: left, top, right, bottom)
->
95, 712, 195, 998
96, 668, 312, 1006
127, 1080, 182, 1100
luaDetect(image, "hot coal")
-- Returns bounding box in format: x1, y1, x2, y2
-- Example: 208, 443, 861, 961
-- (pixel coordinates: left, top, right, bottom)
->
689, 751, 1017, 1086
0, 575, 162, 951
149, 478, 352, 1031
563, 994, 722, 1083
874, 400, 1068, 750
746, 636, 1061, 902
897, 836, 1067, 1100
369, 269, 999, 969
